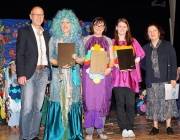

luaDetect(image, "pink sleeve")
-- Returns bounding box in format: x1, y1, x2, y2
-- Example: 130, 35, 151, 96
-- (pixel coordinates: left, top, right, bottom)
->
132, 38, 145, 59
132, 38, 146, 82
112, 39, 115, 45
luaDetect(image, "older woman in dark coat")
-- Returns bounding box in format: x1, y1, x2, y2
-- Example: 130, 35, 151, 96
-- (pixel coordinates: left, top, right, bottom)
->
141, 23, 178, 135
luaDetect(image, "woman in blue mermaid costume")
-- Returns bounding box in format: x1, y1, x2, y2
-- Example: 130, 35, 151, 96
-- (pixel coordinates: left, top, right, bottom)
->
43, 9, 85, 140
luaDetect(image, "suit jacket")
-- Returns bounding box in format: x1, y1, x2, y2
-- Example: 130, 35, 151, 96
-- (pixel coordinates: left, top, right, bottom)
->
16, 25, 52, 80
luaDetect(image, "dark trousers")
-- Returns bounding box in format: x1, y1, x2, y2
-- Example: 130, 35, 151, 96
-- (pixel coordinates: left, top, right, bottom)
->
113, 87, 135, 132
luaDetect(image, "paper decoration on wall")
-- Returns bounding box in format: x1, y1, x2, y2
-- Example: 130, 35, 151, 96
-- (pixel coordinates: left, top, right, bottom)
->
0, 40, 5, 74
0, 19, 30, 68
79, 20, 91, 36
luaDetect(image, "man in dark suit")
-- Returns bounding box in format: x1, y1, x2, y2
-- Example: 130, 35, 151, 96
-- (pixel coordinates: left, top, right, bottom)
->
16, 6, 51, 140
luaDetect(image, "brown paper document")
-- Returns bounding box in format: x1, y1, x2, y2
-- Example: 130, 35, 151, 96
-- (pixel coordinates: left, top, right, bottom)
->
57, 43, 75, 66
90, 50, 108, 74
117, 49, 135, 70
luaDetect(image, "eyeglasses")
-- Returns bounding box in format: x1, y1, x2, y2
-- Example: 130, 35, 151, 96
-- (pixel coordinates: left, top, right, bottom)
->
148, 30, 158, 34
94, 24, 104, 28
31, 14, 44, 17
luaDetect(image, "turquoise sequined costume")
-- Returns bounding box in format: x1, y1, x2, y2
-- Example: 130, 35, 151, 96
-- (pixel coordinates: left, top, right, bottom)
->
43, 9, 85, 140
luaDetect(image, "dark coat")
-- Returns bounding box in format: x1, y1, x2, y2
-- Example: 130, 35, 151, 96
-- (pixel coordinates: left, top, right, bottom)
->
141, 40, 177, 88
16, 25, 52, 80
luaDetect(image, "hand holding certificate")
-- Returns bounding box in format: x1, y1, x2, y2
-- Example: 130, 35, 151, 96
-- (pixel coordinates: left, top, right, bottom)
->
57, 43, 76, 67
117, 49, 135, 70
113, 45, 136, 71
90, 50, 108, 74
165, 84, 179, 100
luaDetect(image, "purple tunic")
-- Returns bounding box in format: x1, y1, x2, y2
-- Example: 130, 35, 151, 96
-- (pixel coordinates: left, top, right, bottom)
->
82, 35, 112, 128
112, 38, 145, 92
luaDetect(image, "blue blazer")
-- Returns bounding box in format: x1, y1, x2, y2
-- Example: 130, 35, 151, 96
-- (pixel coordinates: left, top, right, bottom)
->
16, 25, 52, 80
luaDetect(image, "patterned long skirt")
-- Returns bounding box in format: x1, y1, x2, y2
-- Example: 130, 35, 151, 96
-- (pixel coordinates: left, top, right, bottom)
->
146, 82, 178, 121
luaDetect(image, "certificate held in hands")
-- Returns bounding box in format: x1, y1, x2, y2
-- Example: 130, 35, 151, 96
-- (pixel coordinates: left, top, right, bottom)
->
57, 43, 75, 66
90, 50, 108, 74
117, 49, 135, 70
165, 84, 179, 100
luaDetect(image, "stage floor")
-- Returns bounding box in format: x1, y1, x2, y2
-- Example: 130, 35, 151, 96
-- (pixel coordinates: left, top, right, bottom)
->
0, 110, 180, 140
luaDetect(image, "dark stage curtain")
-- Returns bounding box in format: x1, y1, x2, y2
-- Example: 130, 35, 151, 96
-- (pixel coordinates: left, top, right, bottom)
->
174, 0, 179, 66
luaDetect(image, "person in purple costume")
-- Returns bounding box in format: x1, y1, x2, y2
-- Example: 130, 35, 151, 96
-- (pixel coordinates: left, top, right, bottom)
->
82, 17, 114, 140
112, 18, 145, 138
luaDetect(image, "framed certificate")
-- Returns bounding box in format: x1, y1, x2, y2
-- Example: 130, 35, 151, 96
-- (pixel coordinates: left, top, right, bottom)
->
57, 43, 75, 66
90, 50, 108, 74
117, 49, 135, 70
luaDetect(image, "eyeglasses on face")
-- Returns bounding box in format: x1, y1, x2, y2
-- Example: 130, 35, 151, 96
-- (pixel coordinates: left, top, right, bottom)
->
93, 24, 104, 28
31, 14, 44, 17
148, 30, 158, 34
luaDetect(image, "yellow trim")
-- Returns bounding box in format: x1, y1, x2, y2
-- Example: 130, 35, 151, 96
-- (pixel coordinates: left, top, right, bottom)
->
113, 45, 134, 54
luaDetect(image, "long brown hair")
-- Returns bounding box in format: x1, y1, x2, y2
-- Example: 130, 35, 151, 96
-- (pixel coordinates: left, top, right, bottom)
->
114, 18, 133, 46
8, 60, 15, 78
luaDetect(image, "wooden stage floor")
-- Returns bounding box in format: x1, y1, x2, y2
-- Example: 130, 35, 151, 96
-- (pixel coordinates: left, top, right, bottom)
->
0, 110, 180, 140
